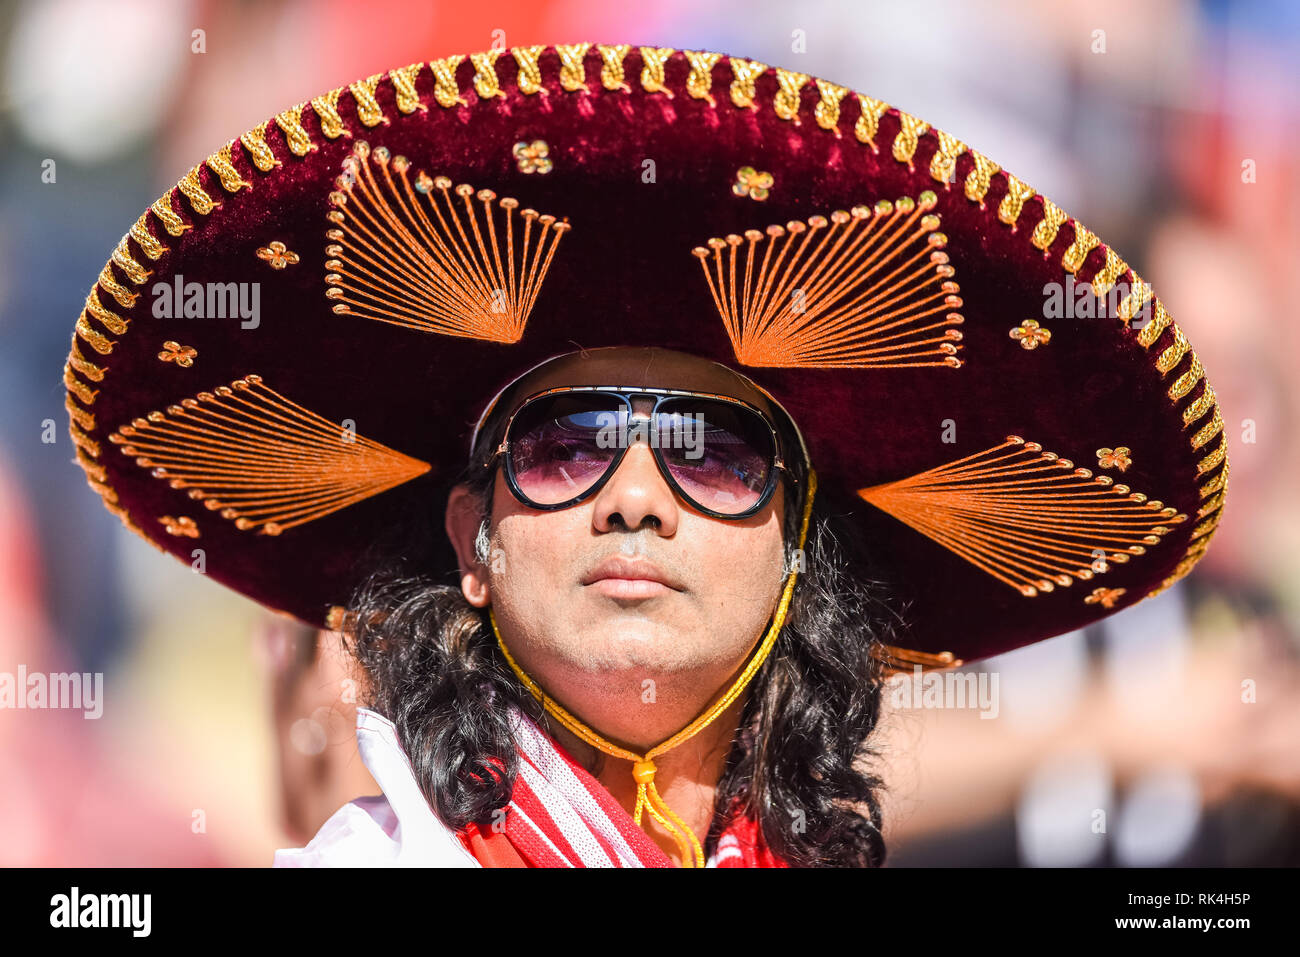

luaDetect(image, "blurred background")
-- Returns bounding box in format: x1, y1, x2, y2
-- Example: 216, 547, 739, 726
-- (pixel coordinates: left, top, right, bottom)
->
0, 0, 1295, 866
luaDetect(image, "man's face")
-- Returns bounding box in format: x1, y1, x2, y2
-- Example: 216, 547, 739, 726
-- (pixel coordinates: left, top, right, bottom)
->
446, 347, 793, 748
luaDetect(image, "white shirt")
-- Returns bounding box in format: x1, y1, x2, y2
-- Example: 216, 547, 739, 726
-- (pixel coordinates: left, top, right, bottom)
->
273, 706, 733, 867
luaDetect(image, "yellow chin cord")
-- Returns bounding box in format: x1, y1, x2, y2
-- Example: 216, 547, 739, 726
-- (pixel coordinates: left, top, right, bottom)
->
489, 468, 817, 868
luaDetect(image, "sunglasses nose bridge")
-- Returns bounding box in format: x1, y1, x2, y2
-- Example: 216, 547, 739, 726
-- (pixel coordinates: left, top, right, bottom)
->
587, 437, 683, 534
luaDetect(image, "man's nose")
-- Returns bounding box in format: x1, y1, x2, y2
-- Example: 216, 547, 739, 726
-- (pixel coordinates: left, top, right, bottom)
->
590, 404, 679, 535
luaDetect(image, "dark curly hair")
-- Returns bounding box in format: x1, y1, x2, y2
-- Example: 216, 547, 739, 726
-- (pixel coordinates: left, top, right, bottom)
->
342, 392, 901, 867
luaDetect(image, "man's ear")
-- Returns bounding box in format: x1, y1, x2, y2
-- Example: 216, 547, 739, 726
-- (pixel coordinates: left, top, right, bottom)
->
445, 484, 491, 608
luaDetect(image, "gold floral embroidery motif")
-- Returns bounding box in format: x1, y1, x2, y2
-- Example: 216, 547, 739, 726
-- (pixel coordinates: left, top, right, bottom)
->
693, 192, 964, 369
324, 140, 569, 343
157, 341, 197, 368
1009, 319, 1051, 350
1096, 447, 1132, 471
112, 375, 431, 536
513, 140, 553, 174
257, 241, 299, 269
732, 166, 773, 201
1085, 586, 1126, 609
159, 515, 199, 538
857, 436, 1186, 597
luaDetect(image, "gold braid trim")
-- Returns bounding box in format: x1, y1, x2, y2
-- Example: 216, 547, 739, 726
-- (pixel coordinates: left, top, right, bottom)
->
963, 151, 1000, 204
75, 445, 106, 483
205, 141, 252, 193
239, 121, 279, 172
929, 129, 966, 184
70, 422, 100, 457
310, 88, 348, 138
151, 194, 190, 236
429, 55, 467, 108
512, 46, 546, 95
68, 340, 105, 382
1090, 247, 1128, 299
1195, 439, 1227, 478
1182, 383, 1216, 427
1120, 274, 1155, 326
96, 262, 137, 310
997, 174, 1036, 227
556, 43, 592, 91
86, 479, 117, 504
64, 364, 97, 406
892, 111, 929, 166
685, 50, 722, 104
112, 235, 150, 284
129, 213, 168, 259
275, 103, 314, 156
388, 62, 427, 113
1191, 407, 1224, 451
728, 58, 767, 109
596, 44, 631, 91
638, 46, 674, 96
773, 68, 810, 122
854, 94, 889, 152
814, 79, 848, 134
1121, 298, 1227, 593
65, 393, 95, 431
177, 165, 219, 215
469, 52, 504, 100
1137, 299, 1170, 346
75, 315, 113, 355
1156, 325, 1191, 374
1062, 224, 1100, 274
1031, 198, 1068, 250
1200, 467, 1226, 498
1169, 353, 1204, 400
349, 73, 388, 124
83, 289, 129, 335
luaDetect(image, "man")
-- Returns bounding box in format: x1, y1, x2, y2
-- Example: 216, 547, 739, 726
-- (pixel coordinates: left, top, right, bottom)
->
318, 344, 898, 867
65, 43, 1226, 867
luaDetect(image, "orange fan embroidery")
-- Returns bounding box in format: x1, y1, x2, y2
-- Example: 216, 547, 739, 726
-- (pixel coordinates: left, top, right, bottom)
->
692, 191, 964, 369
324, 140, 570, 343
858, 436, 1187, 597
109, 375, 430, 536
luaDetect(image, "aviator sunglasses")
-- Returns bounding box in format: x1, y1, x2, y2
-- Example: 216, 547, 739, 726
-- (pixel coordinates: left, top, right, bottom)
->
482, 386, 796, 520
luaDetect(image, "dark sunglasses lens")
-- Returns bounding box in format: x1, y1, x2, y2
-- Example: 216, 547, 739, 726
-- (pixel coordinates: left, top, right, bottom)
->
507, 395, 623, 505
655, 399, 775, 515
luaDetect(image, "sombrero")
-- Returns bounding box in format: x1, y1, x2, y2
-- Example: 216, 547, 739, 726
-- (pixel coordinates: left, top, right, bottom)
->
65, 43, 1228, 670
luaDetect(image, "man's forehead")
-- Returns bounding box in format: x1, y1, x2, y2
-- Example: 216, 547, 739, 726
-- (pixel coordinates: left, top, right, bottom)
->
499, 347, 776, 412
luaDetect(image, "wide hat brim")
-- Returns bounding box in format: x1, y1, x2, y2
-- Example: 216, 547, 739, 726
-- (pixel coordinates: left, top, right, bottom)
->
65, 43, 1228, 668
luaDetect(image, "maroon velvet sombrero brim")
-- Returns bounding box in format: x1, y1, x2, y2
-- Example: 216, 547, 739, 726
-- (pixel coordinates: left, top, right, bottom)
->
64, 43, 1228, 668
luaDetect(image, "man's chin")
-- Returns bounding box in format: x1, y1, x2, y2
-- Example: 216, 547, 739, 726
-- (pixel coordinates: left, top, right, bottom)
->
562, 617, 698, 675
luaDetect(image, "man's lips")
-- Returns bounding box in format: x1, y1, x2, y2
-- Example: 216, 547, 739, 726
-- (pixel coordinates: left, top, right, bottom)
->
581, 556, 683, 599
